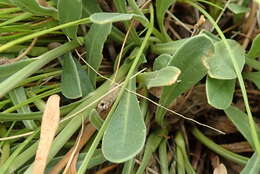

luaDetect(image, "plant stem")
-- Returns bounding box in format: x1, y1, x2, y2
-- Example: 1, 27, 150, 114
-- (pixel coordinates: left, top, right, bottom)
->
191, 127, 248, 164
0, 18, 89, 52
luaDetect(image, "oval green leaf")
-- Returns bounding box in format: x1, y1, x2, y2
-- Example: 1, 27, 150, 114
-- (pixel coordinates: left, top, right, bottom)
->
206, 76, 235, 109
102, 79, 146, 163
139, 66, 181, 89
203, 39, 245, 79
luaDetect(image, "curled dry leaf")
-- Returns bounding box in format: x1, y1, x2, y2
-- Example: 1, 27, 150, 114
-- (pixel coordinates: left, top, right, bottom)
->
32, 94, 60, 174
213, 163, 228, 174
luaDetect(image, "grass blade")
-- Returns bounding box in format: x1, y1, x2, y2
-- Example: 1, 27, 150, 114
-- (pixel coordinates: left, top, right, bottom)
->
8, 87, 37, 129
0, 40, 81, 98
155, 0, 175, 41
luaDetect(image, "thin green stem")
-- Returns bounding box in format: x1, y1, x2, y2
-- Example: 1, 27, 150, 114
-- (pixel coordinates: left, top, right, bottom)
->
0, 12, 33, 27
187, 0, 260, 158
191, 127, 248, 164
0, 18, 90, 52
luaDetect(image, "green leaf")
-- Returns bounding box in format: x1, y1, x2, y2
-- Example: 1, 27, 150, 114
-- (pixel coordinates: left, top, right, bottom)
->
122, 159, 135, 174
8, 89, 28, 113
156, 0, 175, 41
244, 71, 260, 89
153, 54, 172, 70
58, 0, 82, 40
82, 0, 101, 17
175, 132, 196, 174
201, 30, 221, 42
90, 13, 135, 24
0, 59, 34, 81
8, 87, 37, 129
203, 40, 245, 79
241, 153, 260, 174
61, 52, 82, 99
139, 66, 181, 89
228, 3, 249, 14
247, 34, 260, 58
10, 0, 57, 18
102, 78, 146, 163
74, 59, 94, 96
156, 35, 214, 126
245, 57, 260, 71
159, 139, 169, 174
151, 38, 189, 55
206, 76, 235, 109
136, 129, 166, 174
85, 23, 112, 87
224, 106, 260, 146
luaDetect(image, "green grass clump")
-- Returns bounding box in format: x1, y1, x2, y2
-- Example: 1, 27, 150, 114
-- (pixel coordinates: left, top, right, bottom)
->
0, 0, 260, 173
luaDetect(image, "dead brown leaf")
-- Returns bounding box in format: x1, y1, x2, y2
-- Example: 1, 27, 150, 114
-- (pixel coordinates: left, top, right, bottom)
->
50, 123, 96, 174
32, 95, 60, 174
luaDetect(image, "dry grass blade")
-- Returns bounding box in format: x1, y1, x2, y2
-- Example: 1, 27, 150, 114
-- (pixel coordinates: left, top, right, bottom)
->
63, 118, 84, 174
32, 94, 60, 174
49, 123, 96, 174
213, 163, 228, 174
